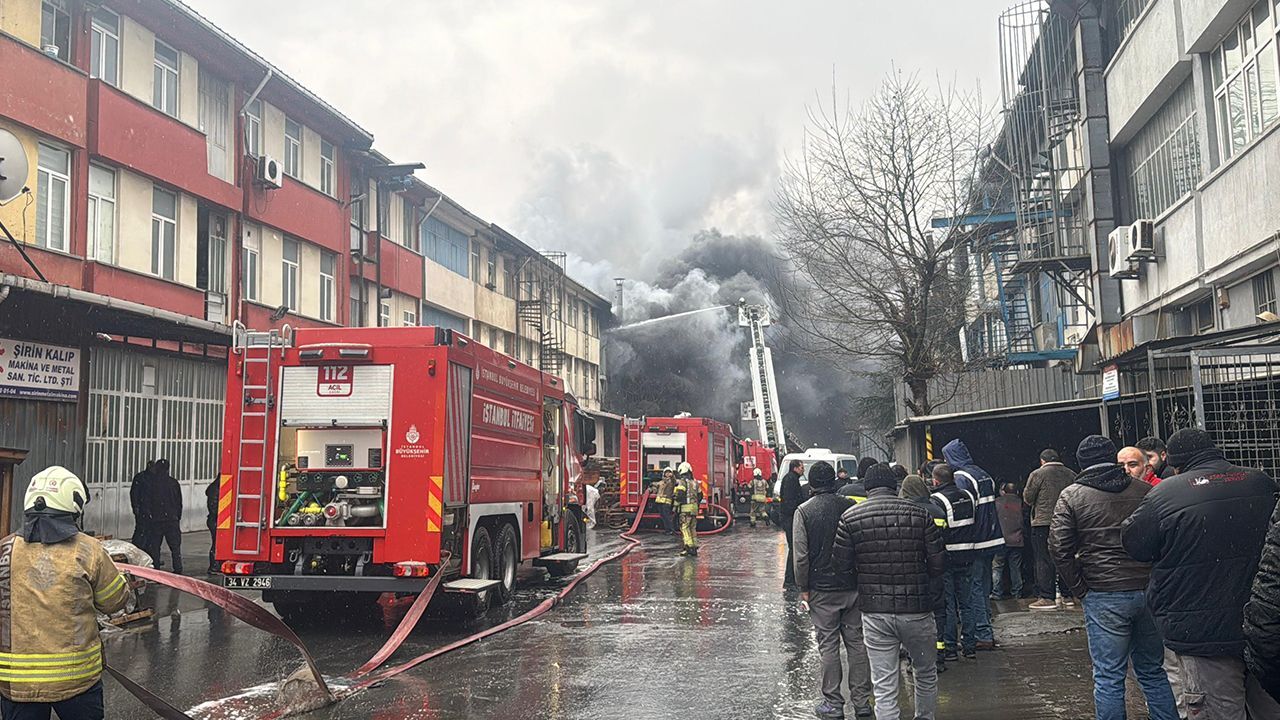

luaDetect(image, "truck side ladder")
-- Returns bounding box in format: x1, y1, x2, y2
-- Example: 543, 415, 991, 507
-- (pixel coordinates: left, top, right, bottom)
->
623, 417, 644, 508
230, 323, 291, 556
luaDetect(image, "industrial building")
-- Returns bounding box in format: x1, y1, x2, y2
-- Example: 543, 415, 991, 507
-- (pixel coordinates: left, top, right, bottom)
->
0, 0, 610, 536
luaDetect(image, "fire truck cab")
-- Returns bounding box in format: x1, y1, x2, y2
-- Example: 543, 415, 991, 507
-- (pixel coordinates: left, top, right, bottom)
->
619, 414, 735, 527
215, 325, 594, 616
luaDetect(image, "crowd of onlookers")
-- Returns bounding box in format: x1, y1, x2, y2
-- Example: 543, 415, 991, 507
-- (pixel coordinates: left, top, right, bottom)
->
779, 428, 1280, 720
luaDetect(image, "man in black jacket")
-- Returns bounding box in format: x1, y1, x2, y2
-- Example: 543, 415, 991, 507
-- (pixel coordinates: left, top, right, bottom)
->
1051, 435, 1177, 720
1246, 501, 1280, 706
929, 463, 979, 660
941, 439, 1004, 651
780, 459, 806, 589
129, 460, 155, 551
1122, 428, 1279, 719
833, 463, 946, 720
145, 458, 185, 575
793, 462, 871, 719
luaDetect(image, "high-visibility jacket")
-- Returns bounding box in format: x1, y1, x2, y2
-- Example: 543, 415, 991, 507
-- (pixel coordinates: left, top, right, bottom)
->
656, 475, 675, 504
0, 533, 131, 703
673, 477, 701, 515
930, 483, 981, 554
750, 474, 770, 502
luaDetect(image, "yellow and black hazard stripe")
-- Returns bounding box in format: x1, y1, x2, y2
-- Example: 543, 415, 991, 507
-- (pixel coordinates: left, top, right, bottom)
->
0, 645, 104, 684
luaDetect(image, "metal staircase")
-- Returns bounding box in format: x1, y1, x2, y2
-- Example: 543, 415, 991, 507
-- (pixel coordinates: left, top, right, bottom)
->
229, 322, 291, 556
993, 247, 1037, 357
515, 252, 567, 377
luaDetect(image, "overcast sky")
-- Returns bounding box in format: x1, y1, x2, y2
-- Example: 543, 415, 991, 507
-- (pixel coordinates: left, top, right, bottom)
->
189, 0, 1012, 289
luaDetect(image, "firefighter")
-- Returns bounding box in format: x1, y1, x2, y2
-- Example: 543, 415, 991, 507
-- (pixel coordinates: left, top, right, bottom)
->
674, 462, 701, 556
750, 468, 770, 528
0, 466, 132, 720
656, 467, 677, 535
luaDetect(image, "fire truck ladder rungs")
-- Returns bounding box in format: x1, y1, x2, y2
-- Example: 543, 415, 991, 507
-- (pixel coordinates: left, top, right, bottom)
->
230, 326, 290, 555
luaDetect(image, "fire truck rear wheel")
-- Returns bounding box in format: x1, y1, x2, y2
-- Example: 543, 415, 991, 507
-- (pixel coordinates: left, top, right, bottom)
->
470, 525, 495, 611
494, 523, 518, 605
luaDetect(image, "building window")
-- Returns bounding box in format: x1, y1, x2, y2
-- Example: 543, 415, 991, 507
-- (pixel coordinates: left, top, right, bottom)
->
90, 7, 120, 86
380, 302, 391, 327
284, 117, 302, 178
319, 251, 335, 322
503, 332, 513, 355
150, 187, 178, 280
243, 230, 260, 302
1194, 296, 1216, 334
87, 164, 116, 263
35, 144, 70, 252
471, 248, 480, 281
486, 254, 497, 288
403, 309, 417, 327
503, 261, 517, 299
423, 217, 471, 277
153, 40, 180, 117
1122, 81, 1202, 221
402, 202, 418, 251
1212, 0, 1280, 161
320, 139, 336, 197
281, 237, 299, 311
40, 1, 70, 62
489, 327, 499, 349
1255, 271, 1277, 317
420, 305, 467, 334
568, 296, 578, 328
198, 210, 228, 294
350, 284, 364, 327
245, 98, 262, 157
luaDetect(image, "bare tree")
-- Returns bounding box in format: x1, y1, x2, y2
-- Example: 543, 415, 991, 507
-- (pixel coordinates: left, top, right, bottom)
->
775, 71, 996, 417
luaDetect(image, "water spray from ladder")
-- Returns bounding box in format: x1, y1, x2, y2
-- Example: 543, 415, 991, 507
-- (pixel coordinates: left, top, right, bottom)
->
609, 304, 730, 332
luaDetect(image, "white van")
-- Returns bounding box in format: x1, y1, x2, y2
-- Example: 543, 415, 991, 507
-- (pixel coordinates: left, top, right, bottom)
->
772, 448, 860, 496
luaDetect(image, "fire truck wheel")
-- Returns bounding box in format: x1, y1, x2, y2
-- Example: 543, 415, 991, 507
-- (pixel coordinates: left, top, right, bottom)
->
470, 525, 495, 611
494, 523, 519, 605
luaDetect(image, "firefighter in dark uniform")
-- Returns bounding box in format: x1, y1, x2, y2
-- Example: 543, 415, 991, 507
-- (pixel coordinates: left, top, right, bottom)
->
674, 462, 701, 556
655, 467, 676, 534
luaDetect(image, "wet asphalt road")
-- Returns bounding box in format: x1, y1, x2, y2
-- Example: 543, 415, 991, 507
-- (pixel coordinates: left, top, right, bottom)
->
102, 526, 1157, 719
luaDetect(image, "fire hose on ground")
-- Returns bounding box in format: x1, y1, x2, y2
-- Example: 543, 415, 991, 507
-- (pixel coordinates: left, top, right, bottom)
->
107, 492, 734, 719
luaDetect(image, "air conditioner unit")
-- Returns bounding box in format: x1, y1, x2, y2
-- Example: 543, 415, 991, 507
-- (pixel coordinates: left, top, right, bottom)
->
1108, 226, 1140, 279
1127, 219, 1156, 260
256, 155, 283, 188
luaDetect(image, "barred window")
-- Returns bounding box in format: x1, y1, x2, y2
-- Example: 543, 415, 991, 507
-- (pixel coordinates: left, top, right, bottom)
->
1122, 80, 1202, 221
1110, 0, 1155, 52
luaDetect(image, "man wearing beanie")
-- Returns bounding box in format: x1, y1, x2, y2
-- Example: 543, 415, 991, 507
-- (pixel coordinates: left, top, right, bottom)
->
1051, 435, 1176, 720
793, 461, 872, 719
834, 463, 945, 720
1123, 428, 1280, 718
940, 439, 1004, 650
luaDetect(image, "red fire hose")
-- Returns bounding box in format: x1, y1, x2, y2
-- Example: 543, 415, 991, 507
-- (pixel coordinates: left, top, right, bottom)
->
107, 490, 719, 717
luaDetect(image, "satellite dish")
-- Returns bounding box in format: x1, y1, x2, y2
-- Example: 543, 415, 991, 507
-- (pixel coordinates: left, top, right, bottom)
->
0, 129, 30, 204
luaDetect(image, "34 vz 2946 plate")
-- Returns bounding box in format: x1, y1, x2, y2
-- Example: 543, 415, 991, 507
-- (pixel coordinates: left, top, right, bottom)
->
224, 576, 273, 589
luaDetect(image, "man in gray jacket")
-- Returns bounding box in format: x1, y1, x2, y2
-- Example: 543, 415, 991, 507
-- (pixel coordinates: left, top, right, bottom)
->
795, 461, 872, 719
1024, 448, 1076, 610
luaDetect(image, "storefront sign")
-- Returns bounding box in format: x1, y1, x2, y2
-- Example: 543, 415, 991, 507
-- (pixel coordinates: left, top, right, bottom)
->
1102, 364, 1120, 401
0, 338, 80, 402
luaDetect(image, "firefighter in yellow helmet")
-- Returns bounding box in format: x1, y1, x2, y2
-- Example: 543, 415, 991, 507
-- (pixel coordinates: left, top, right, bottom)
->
673, 462, 701, 556
749, 467, 770, 528
0, 467, 132, 719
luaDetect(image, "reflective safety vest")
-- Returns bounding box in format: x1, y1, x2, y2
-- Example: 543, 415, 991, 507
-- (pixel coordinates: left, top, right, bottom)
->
956, 470, 997, 506
930, 484, 979, 552
674, 478, 700, 515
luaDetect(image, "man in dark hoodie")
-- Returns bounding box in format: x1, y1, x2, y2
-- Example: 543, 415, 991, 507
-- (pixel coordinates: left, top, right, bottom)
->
941, 439, 1004, 651
129, 460, 155, 552
780, 459, 806, 589
793, 461, 871, 719
145, 458, 185, 575
1051, 435, 1177, 720
1123, 428, 1279, 719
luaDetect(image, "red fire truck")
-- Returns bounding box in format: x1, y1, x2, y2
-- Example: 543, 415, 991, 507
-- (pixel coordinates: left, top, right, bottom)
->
731, 438, 779, 517
214, 325, 594, 616
619, 415, 735, 526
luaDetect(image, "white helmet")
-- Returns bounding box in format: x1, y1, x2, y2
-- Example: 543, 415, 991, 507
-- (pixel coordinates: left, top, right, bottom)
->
25, 466, 88, 515
752, 468, 763, 477
677, 461, 693, 477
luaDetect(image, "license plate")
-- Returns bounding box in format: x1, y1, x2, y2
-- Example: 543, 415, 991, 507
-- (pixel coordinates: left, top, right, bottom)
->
224, 576, 273, 589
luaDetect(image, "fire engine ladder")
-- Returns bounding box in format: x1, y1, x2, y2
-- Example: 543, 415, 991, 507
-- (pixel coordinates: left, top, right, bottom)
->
743, 304, 786, 449
623, 417, 644, 508
230, 322, 292, 555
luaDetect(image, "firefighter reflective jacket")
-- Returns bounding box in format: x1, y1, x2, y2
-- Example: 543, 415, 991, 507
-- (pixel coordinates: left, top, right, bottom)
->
0, 533, 131, 703
656, 474, 675, 504
674, 477, 701, 514
930, 481, 980, 557
750, 474, 770, 502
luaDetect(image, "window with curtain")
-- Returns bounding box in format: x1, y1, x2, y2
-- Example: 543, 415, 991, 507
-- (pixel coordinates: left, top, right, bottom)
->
36, 143, 70, 252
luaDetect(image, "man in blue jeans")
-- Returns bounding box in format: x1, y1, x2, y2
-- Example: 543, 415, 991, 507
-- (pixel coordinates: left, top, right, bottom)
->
942, 439, 1005, 651
1051, 435, 1177, 720
929, 463, 979, 659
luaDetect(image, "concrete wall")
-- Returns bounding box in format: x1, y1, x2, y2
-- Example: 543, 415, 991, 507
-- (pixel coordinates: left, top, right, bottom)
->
116, 170, 151, 274
1106, 0, 1191, 143
0, 0, 40, 46
1182, 0, 1255, 51
119, 17, 153, 106
177, 193, 197, 286
1200, 126, 1280, 270
177, 51, 199, 127
426, 259, 476, 318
